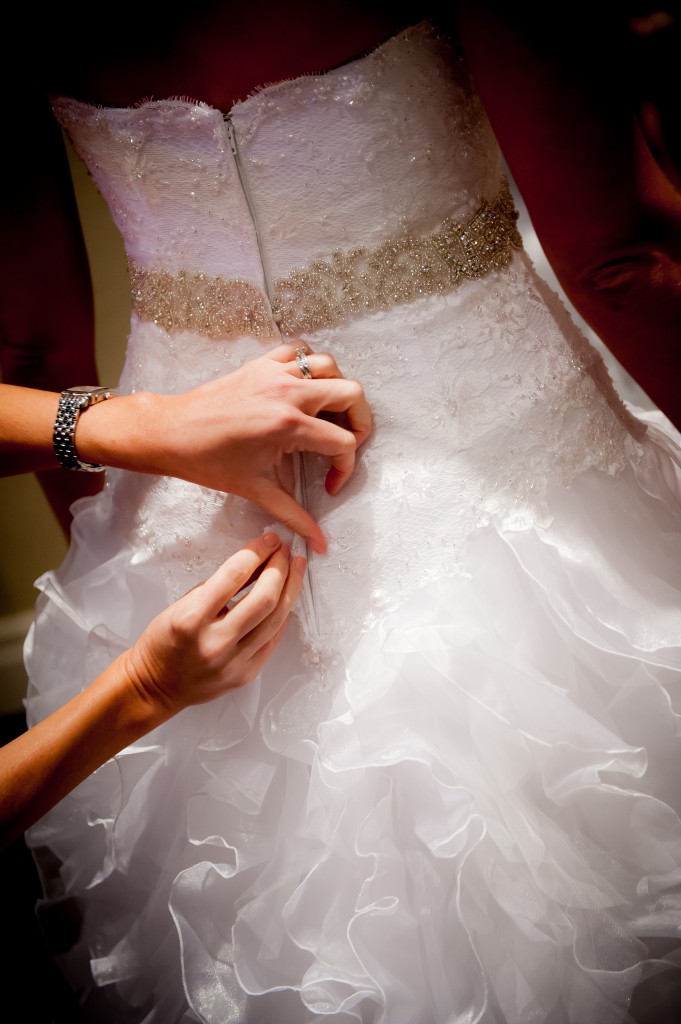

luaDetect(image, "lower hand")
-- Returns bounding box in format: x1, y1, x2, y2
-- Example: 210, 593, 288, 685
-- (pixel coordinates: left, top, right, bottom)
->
124, 532, 306, 713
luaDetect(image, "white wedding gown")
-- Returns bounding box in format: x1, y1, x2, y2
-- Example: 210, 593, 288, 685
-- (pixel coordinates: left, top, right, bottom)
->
25, 22, 681, 1024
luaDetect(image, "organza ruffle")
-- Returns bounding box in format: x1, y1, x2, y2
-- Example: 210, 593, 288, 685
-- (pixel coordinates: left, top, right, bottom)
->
24, 422, 681, 1024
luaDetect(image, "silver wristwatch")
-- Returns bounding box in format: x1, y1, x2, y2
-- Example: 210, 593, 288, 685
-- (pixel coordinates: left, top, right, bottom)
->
53, 386, 115, 472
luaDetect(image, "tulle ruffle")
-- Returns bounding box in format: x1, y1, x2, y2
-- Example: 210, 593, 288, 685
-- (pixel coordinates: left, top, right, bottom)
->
24, 418, 681, 1024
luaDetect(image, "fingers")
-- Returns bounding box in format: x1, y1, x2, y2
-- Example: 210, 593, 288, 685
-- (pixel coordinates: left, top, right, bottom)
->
195, 532, 282, 619
324, 464, 347, 496
291, 409, 365, 494
312, 377, 373, 460
268, 340, 347, 387
250, 477, 327, 553
266, 341, 312, 364
285, 351, 342, 381
241, 617, 290, 683
226, 547, 306, 645
269, 340, 373, 441
237, 555, 306, 667
221, 543, 290, 637
267, 340, 373, 494
288, 374, 372, 490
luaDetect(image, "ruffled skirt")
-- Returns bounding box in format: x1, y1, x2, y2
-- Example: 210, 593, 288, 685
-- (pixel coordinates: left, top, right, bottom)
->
24, 262, 681, 1024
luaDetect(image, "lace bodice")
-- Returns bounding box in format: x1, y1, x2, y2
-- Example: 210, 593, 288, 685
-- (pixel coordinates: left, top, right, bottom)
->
52, 22, 513, 339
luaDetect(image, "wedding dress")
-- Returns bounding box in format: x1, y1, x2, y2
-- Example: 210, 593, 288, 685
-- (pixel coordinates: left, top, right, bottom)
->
25, 21, 681, 1024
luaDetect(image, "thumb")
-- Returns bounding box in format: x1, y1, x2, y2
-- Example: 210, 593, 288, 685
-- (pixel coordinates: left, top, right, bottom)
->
249, 478, 327, 554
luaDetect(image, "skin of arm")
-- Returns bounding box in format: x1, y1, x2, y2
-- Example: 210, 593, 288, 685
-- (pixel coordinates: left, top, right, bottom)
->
453, 1, 681, 429
0, 344, 372, 554
0, 532, 306, 850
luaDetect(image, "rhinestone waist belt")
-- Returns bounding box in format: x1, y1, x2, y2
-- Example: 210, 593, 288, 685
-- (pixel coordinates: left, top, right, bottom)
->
129, 179, 522, 341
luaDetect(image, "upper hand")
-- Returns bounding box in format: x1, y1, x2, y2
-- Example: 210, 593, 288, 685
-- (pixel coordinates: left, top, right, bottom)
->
103, 342, 372, 552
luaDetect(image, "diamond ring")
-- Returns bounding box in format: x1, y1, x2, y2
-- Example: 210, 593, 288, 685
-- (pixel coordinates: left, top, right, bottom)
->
295, 347, 313, 379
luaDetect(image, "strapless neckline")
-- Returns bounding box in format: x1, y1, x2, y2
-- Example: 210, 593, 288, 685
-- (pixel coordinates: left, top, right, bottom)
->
51, 20, 517, 340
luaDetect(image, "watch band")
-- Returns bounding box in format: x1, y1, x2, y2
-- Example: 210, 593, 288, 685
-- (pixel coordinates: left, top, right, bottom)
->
53, 386, 114, 472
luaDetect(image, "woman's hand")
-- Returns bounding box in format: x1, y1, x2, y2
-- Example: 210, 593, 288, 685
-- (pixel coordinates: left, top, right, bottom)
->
79, 342, 373, 552
124, 531, 306, 714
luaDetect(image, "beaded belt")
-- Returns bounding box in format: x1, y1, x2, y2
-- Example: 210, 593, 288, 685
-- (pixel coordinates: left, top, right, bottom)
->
129, 179, 522, 341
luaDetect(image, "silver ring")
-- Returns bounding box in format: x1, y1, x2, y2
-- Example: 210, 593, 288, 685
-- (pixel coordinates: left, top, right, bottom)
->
295, 347, 312, 379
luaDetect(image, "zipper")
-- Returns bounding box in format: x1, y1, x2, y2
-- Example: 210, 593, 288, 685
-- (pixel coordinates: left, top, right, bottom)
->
224, 115, 321, 641
292, 447, 321, 642
223, 116, 275, 299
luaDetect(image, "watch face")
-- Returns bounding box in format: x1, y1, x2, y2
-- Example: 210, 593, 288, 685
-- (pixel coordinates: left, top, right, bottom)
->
67, 386, 105, 394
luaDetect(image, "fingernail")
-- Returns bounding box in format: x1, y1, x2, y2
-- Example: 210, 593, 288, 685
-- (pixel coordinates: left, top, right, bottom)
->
263, 532, 280, 548
294, 557, 307, 575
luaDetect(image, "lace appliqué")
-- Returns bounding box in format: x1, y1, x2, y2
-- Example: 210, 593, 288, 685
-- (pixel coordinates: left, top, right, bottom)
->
128, 262, 278, 340
272, 180, 522, 336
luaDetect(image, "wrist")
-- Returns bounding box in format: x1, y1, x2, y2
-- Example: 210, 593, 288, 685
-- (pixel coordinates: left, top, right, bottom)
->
113, 646, 178, 732
74, 390, 166, 473
54, 386, 115, 471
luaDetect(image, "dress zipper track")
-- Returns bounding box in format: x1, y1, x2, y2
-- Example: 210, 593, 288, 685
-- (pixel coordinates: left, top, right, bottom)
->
223, 117, 274, 300
223, 115, 321, 641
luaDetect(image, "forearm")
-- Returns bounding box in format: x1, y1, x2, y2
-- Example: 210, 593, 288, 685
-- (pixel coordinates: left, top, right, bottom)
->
1, 272, 104, 532
0, 383, 164, 538
0, 648, 172, 850
0, 383, 163, 477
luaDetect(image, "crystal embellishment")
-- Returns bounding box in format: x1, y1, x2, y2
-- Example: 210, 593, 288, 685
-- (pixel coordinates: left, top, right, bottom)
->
128, 181, 522, 340
128, 264, 278, 340
271, 180, 523, 336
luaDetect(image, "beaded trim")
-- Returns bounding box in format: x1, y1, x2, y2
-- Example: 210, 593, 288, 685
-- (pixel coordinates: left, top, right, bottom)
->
129, 180, 522, 340
128, 265, 278, 340
272, 181, 523, 336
